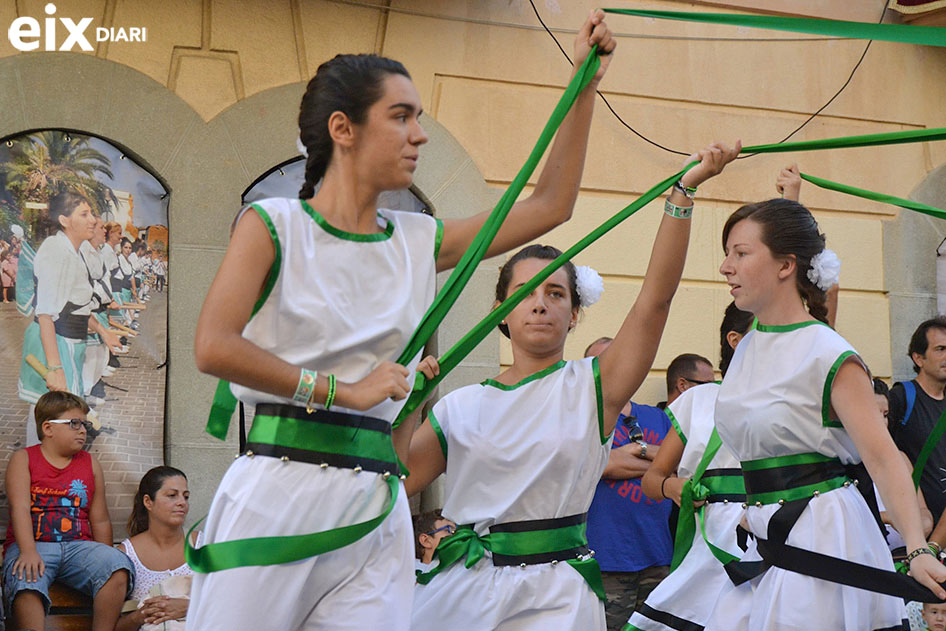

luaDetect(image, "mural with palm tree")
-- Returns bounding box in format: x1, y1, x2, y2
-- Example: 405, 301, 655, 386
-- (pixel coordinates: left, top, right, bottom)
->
4, 131, 119, 242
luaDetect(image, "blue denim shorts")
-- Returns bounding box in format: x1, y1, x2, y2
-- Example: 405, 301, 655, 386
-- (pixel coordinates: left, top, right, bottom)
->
3, 540, 135, 614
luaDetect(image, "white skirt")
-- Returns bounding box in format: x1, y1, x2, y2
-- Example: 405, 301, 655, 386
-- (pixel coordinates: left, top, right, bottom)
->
188, 455, 414, 631
626, 502, 745, 631
704, 484, 906, 631
411, 550, 605, 631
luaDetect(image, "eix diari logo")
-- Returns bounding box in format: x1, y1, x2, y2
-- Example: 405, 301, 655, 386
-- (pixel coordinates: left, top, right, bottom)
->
8, 3, 147, 52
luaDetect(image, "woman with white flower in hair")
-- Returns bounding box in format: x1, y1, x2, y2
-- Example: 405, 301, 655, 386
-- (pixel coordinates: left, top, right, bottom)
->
404, 141, 739, 630
704, 199, 946, 631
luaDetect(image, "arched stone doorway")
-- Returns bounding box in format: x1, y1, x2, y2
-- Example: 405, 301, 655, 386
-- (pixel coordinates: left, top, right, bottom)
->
0, 52, 499, 519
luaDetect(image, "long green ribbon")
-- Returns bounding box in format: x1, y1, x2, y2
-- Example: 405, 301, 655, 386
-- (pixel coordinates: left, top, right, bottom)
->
394, 125, 946, 426
202, 51, 602, 439
185, 475, 399, 572
912, 406, 946, 488
416, 523, 605, 600
671, 428, 722, 571
603, 9, 946, 48
388, 50, 600, 430
800, 172, 946, 221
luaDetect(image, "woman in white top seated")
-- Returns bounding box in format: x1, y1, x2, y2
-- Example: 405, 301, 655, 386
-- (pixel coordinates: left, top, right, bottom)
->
116, 466, 194, 631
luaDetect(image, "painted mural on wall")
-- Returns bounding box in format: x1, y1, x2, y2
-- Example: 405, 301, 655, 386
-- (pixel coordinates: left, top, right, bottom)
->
0, 130, 169, 537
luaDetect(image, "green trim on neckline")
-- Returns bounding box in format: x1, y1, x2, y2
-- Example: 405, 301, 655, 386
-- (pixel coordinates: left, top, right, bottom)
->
482, 360, 567, 390
428, 410, 447, 461
300, 199, 395, 242
754, 320, 827, 333
822, 350, 858, 428
249, 204, 281, 318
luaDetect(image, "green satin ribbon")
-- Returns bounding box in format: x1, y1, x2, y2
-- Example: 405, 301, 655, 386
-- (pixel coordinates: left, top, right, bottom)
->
416, 522, 606, 601
912, 406, 946, 489
603, 9, 946, 47
206, 377, 239, 440
246, 413, 397, 464
394, 125, 946, 426
185, 474, 399, 573
800, 172, 946, 221
672, 428, 724, 571
388, 49, 601, 429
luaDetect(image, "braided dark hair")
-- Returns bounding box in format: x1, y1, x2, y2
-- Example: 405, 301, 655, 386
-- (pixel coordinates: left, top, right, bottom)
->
722, 199, 829, 324
298, 54, 410, 199
495, 244, 579, 339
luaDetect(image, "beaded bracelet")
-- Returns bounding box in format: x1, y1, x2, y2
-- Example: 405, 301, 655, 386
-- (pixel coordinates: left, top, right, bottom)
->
906, 546, 936, 563
293, 368, 317, 404
664, 198, 693, 219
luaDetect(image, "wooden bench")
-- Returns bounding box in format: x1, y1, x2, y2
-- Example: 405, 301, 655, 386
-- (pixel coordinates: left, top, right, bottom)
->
46, 582, 93, 631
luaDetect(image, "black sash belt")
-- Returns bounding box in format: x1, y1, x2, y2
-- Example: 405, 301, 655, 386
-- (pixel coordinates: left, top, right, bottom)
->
725, 462, 945, 603
486, 513, 590, 567
701, 468, 746, 503
245, 403, 400, 477
37, 302, 89, 340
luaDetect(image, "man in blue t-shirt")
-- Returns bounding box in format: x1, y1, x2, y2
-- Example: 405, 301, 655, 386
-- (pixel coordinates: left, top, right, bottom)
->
584, 339, 714, 630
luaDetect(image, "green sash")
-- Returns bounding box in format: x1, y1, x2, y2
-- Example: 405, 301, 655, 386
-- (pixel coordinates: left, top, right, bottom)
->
416, 520, 606, 601
671, 429, 744, 571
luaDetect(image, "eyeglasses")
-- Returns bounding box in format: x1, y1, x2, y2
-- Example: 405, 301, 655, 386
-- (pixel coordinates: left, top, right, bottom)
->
683, 377, 714, 386
425, 524, 456, 537
47, 418, 93, 431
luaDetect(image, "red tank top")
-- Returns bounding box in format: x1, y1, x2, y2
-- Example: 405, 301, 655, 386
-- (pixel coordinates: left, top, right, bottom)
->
4, 445, 95, 551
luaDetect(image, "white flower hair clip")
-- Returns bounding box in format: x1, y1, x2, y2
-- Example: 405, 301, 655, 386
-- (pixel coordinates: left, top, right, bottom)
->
575, 265, 603, 307
807, 249, 840, 291
296, 137, 308, 159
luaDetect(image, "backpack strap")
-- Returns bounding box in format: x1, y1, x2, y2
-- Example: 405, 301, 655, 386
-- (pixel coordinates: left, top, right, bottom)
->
901, 380, 917, 426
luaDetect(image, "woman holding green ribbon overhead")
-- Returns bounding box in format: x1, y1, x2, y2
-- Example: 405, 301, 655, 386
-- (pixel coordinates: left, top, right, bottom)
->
705, 200, 946, 631
405, 141, 739, 630
187, 10, 616, 631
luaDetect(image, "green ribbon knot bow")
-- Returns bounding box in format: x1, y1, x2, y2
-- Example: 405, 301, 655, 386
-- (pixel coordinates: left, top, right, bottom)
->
416, 527, 489, 585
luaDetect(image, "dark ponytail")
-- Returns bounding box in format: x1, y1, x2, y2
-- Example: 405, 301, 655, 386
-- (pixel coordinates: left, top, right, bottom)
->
127, 466, 187, 536
298, 54, 410, 199
719, 301, 754, 376
722, 198, 830, 325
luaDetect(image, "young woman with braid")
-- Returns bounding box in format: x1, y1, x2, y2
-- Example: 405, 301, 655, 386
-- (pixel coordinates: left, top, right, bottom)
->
704, 199, 946, 631
188, 12, 616, 631
404, 141, 739, 630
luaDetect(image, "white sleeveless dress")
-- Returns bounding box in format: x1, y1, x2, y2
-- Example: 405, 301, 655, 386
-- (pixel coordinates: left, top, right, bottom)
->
705, 321, 906, 631
188, 198, 441, 631
627, 382, 746, 631
411, 358, 612, 631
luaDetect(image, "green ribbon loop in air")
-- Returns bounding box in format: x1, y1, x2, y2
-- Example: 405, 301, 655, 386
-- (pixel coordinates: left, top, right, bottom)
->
603, 9, 946, 48
800, 172, 946, 221
185, 474, 400, 573
389, 49, 601, 430
396, 125, 946, 426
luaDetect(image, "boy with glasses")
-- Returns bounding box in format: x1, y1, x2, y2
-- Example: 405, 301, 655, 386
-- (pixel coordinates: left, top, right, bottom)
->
412, 510, 456, 573
3, 391, 133, 631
